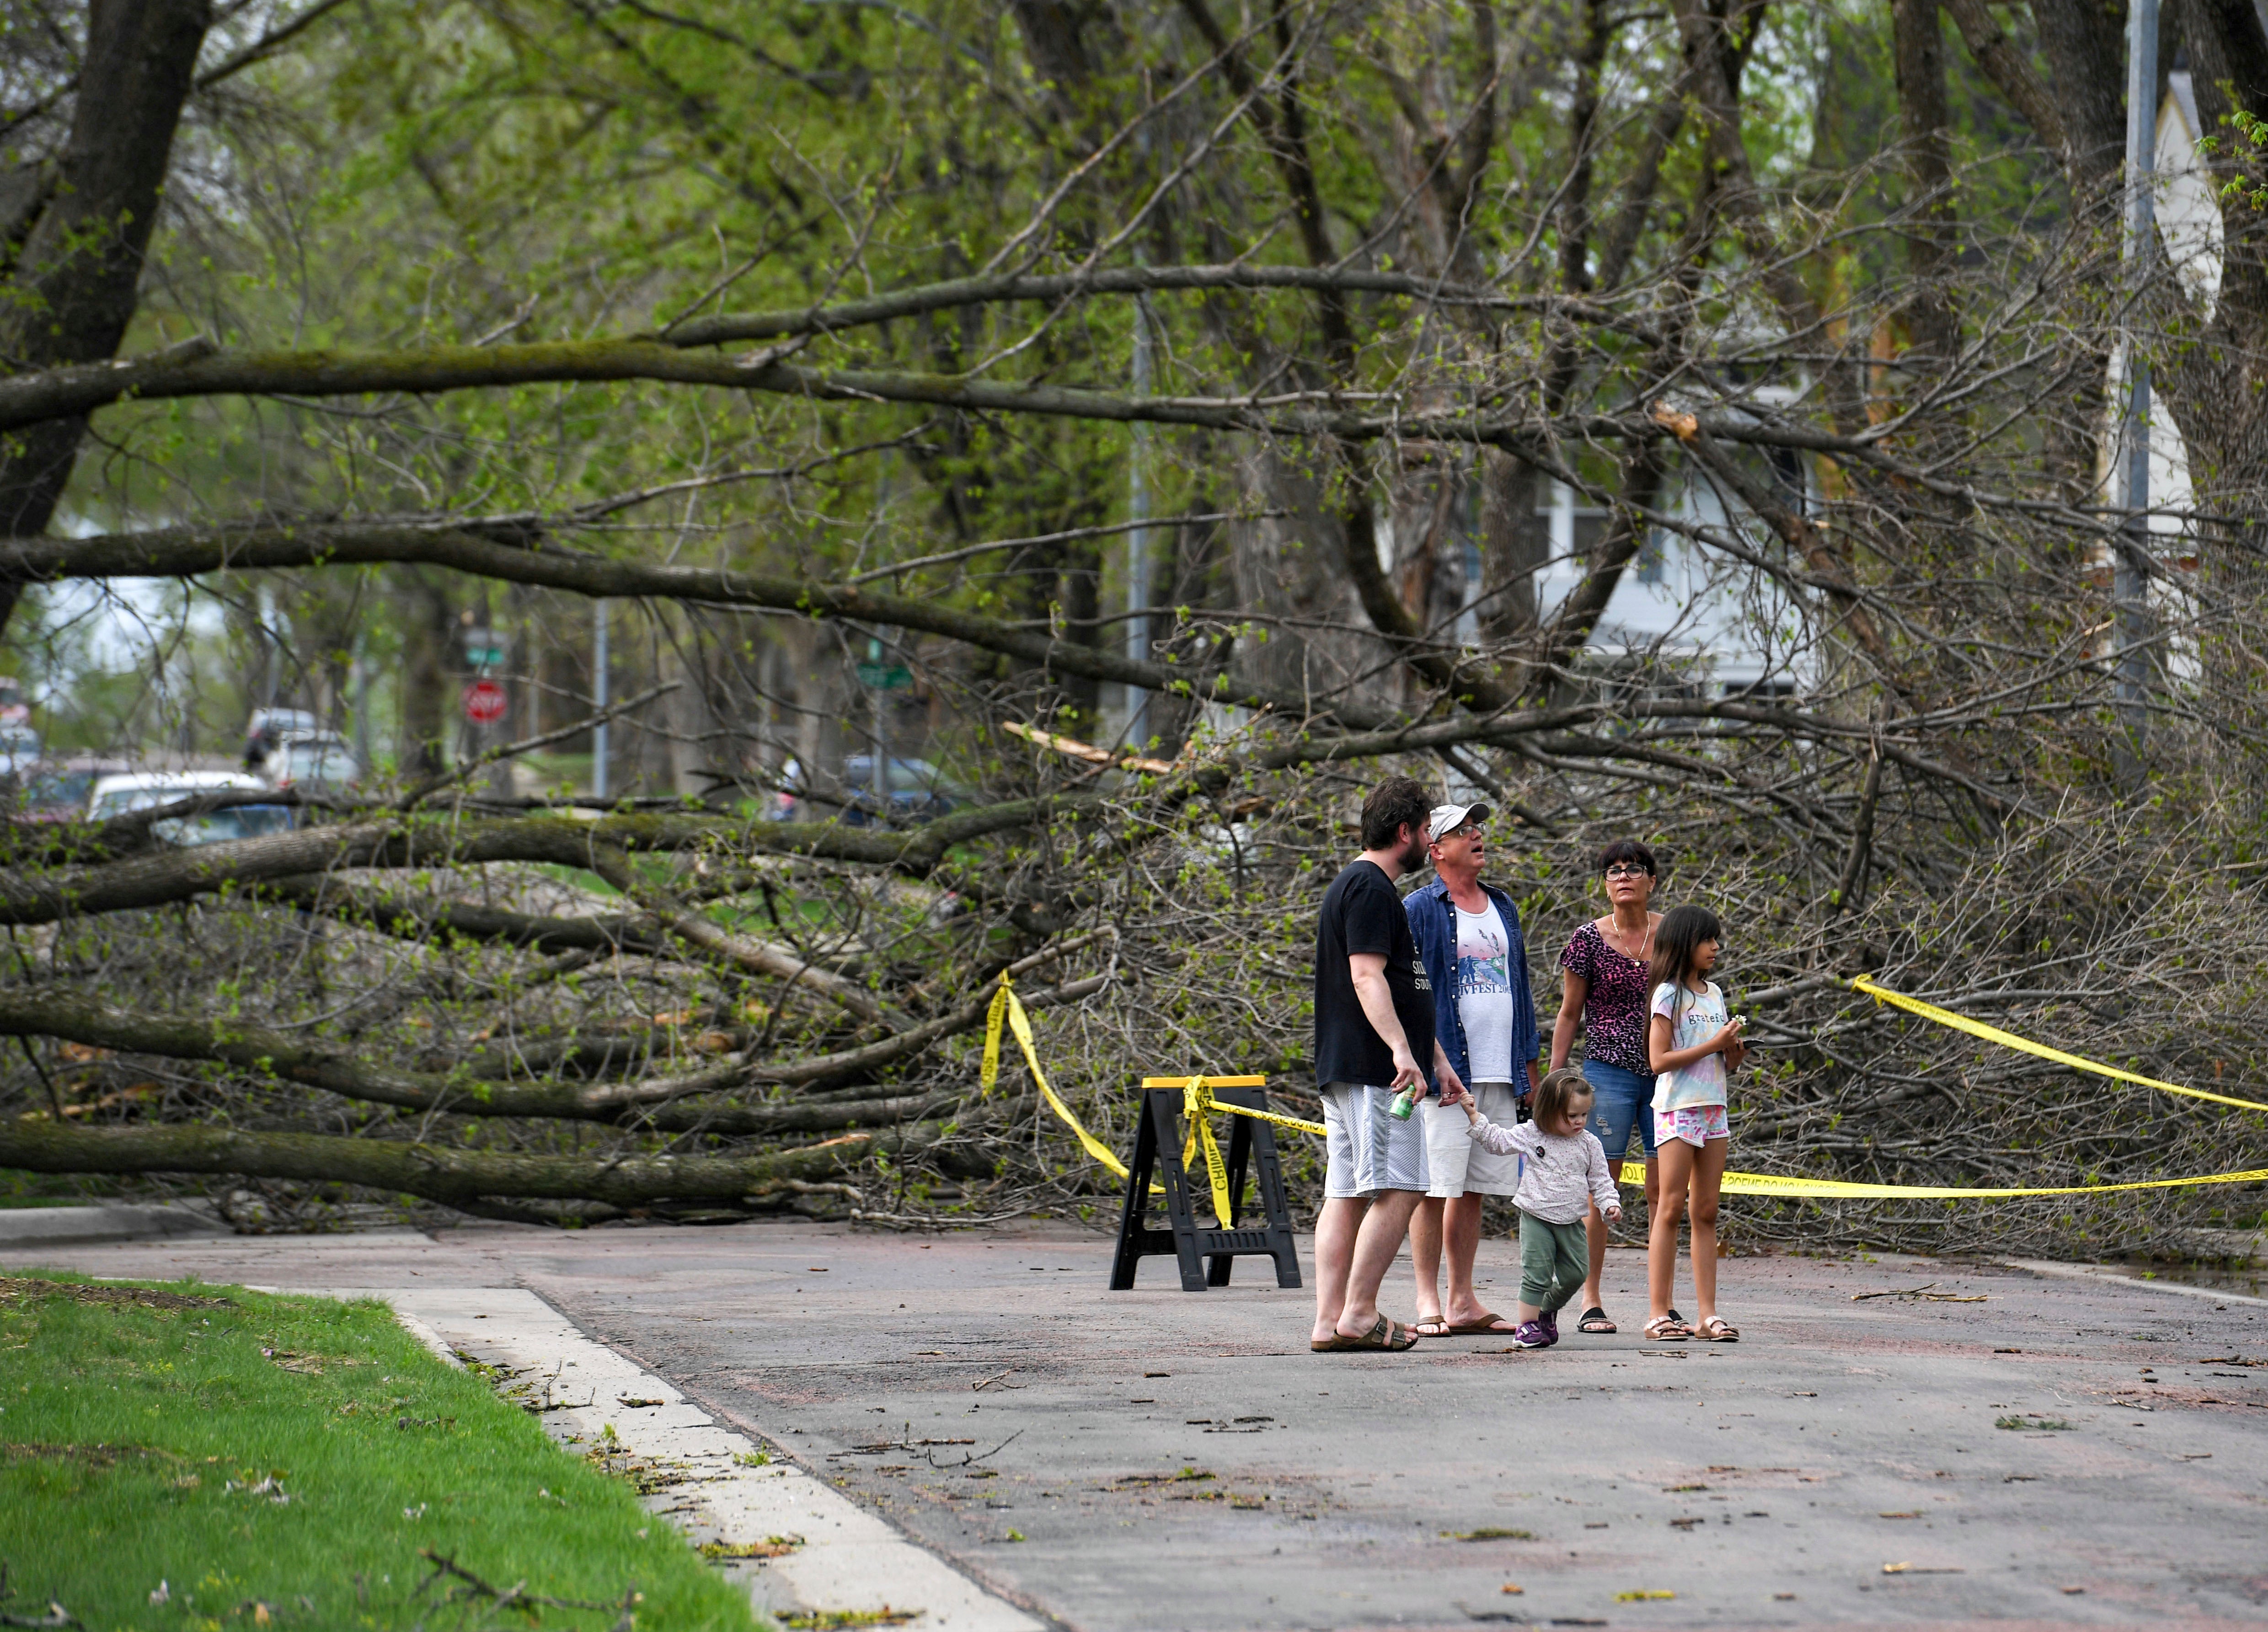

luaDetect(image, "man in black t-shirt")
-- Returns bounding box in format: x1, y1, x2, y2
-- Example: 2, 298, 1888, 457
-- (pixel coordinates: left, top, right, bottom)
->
1309, 774, 1454, 1353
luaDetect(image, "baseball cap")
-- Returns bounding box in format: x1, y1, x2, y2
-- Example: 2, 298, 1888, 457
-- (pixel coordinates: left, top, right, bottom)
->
1428, 801, 1491, 841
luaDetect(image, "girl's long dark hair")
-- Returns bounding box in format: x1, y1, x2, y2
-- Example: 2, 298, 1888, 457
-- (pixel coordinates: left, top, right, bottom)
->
1648, 904, 1724, 1028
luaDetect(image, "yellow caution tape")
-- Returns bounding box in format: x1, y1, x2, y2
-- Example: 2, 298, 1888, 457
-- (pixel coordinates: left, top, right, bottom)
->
1593, 974, 2268, 1196
1614, 1158, 2268, 1199
1848, 975, 2268, 1116
981, 973, 1134, 1181
1143, 1075, 1327, 1139
987, 971, 2268, 1207
1182, 1077, 1236, 1228
1146, 1075, 1325, 1228
979, 973, 1329, 1223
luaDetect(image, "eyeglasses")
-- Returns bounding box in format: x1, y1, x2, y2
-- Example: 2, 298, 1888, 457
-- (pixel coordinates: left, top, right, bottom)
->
1438, 823, 1482, 841
1602, 863, 1651, 879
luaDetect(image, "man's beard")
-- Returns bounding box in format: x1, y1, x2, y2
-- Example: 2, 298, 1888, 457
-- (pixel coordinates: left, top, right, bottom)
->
1399, 831, 1430, 874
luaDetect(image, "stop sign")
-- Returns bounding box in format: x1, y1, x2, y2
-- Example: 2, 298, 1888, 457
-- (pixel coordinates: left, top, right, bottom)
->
462, 678, 509, 724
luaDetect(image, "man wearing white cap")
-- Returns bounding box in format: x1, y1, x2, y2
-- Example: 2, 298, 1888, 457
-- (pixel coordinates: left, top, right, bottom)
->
1403, 800, 1542, 1335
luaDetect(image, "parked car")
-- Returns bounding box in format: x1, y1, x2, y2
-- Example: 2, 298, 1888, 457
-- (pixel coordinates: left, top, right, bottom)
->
16, 756, 132, 822
830, 754, 961, 825
242, 707, 321, 773
87, 771, 293, 846
0, 727, 41, 773
772, 755, 963, 824
265, 732, 358, 790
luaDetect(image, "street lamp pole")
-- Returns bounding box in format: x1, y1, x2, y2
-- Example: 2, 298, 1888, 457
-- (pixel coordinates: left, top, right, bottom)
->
1125, 295, 1155, 751
592, 599, 610, 802
2115, 0, 2158, 781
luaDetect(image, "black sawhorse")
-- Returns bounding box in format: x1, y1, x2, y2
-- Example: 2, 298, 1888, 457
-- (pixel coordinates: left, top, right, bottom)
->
1108, 1076, 1302, 1291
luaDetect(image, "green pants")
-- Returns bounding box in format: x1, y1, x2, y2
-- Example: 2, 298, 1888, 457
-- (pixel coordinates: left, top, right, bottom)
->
1518, 1213, 1589, 1313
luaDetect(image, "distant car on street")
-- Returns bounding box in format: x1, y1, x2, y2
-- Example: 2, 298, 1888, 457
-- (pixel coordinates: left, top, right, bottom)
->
242, 707, 322, 774
16, 756, 132, 822
0, 727, 41, 773
264, 733, 358, 791
849, 754, 964, 824
88, 771, 293, 846
774, 754, 964, 825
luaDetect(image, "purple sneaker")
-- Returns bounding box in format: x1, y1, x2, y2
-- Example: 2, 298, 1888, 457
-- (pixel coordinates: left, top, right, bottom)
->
1540, 1308, 1559, 1343
1508, 1319, 1554, 1350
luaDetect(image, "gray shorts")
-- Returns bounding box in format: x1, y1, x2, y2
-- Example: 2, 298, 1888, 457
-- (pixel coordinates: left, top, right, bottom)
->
1321, 1082, 1430, 1199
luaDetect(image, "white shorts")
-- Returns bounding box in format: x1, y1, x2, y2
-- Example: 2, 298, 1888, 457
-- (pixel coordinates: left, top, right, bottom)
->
1320, 1082, 1430, 1199
1420, 1081, 1525, 1198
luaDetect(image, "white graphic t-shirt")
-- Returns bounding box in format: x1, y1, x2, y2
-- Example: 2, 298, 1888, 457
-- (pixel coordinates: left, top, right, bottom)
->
1454, 899, 1516, 1082
1649, 979, 1729, 1108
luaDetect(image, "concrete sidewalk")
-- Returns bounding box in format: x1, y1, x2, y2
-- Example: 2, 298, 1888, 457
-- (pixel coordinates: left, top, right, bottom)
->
18, 1220, 2268, 1630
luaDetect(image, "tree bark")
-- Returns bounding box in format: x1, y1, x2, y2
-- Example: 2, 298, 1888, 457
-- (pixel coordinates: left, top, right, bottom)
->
1942, 0, 2068, 173
1477, 450, 1548, 642
1894, 0, 1958, 362
0, 1117, 922, 1209
2026, 0, 2132, 191
0, 271, 1645, 442
0, 0, 209, 634
0, 520, 1416, 727
0, 974, 1109, 1125
0, 801, 1092, 927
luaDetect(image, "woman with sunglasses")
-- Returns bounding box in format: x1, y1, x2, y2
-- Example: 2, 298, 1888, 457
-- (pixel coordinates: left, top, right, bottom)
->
1549, 839, 1668, 1336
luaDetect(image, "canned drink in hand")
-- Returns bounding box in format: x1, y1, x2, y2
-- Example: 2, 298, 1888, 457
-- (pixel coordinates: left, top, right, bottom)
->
1389, 1087, 1417, 1120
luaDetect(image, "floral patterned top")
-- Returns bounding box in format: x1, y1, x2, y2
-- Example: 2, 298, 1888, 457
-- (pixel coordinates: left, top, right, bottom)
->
1558, 919, 1657, 1076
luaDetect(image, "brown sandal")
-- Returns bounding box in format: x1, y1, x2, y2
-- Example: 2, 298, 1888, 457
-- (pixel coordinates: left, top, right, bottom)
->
1328, 1312, 1419, 1351
1445, 1314, 1519, 1335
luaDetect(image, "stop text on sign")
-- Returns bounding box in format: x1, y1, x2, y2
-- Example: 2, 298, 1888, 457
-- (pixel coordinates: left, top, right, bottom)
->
462, 678, 509, 723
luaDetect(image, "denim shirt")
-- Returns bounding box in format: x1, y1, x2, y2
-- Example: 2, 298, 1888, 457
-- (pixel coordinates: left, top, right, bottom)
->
1405, 877, 1541, 1097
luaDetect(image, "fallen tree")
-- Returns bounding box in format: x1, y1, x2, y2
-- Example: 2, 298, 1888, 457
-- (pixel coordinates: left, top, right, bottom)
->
0, 1118, 927, 1213
1, 0, 2263, 1258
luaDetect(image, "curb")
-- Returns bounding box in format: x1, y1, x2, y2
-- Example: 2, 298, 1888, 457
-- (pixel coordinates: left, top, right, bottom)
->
0, 1203, 230, 1251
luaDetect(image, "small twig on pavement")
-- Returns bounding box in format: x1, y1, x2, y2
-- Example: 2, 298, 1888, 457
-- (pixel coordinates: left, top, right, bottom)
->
921, 1427, 1025, 1469
1851, 1283, 1990, 1302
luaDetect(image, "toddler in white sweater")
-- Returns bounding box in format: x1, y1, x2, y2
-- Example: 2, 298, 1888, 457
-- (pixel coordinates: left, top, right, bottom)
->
1464, 1065, 1623, 1349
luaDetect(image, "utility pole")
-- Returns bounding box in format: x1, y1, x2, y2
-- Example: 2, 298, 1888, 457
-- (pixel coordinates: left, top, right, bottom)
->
349, 627, 370, 776
591, 599, 610, 802
2115, 0, 2158, 786
1124, 295, 1155, 751
869, 636, 889, 814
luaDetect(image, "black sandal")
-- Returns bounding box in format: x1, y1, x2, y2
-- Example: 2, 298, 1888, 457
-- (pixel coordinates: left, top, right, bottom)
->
1577, 1307, 1616, 1334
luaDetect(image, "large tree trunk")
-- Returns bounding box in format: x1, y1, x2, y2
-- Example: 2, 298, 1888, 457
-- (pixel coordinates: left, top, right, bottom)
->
1477, 449, 1549, 643
0, 0, 209, 633
0, 1117, 922, 1210
1227, 446, 1397, 717
1894, 0, 1957, 362
2026, 0, 2129, 189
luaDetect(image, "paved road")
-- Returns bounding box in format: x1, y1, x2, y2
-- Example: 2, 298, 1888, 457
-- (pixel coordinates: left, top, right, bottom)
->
22, 1221, 2268, 1629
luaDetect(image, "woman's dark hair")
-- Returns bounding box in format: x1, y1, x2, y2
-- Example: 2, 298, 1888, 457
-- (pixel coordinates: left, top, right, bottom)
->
1532, 1065, 1595, 1131
1597, 838, 1658, 878
1647, 903, 1724, 1027
1360, 775, 1435, 851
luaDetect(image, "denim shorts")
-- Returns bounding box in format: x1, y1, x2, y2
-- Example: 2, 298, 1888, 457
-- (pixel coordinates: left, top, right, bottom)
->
1583, 1059, 1658, 1159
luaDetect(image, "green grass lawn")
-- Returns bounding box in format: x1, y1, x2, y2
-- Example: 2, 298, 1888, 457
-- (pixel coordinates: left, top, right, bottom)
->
0, 1273, 764, 1632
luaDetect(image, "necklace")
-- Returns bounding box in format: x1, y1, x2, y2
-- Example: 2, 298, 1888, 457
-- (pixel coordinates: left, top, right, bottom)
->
1600, 913, 1651, 960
